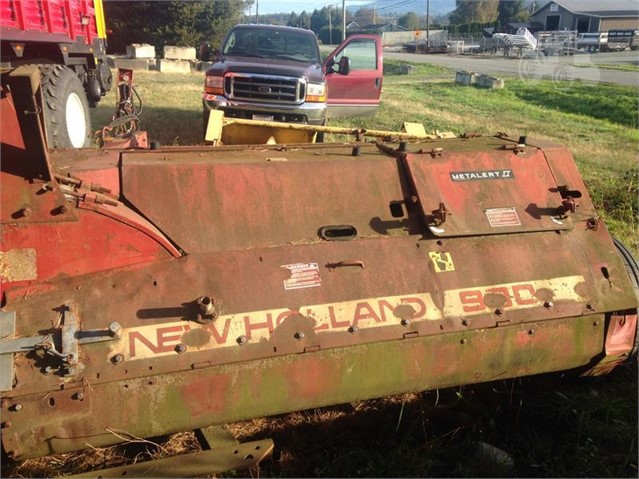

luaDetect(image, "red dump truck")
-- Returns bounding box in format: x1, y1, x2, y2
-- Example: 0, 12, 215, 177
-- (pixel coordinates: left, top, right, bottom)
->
0, 0, 112, 148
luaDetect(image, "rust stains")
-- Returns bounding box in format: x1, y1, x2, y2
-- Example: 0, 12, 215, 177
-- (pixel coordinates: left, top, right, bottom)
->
181, 328, 211, 347
0, 249, 37, 282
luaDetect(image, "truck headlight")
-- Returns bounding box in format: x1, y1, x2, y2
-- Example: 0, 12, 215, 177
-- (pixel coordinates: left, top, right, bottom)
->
306, 82, 326, 102
205, 76, 224, 95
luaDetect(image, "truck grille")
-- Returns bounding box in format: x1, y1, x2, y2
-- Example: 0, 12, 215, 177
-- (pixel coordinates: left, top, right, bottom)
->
224, 74, 305, 104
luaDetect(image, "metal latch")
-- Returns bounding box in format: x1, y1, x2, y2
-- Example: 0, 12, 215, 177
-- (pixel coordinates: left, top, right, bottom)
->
431, 202, 452, 226
0, 306, 122, 391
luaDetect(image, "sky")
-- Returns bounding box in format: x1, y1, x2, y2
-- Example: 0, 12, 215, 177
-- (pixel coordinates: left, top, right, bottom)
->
250, 0, 372, 15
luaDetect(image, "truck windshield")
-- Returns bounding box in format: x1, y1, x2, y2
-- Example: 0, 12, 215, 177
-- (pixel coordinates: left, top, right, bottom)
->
223, 28, 320, 64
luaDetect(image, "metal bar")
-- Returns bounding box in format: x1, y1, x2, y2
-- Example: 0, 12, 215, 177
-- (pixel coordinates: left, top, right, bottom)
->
66, 439, 274, 478
195, 425, 240, 450
0, 335, 49, 355
222, 117, 446, 140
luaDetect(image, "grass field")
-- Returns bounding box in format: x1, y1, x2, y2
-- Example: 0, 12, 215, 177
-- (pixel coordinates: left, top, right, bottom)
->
7, 61, 637, 478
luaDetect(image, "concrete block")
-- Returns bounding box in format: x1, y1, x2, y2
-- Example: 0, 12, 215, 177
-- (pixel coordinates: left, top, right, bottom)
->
163, 46, 196, 60
477, 74, 505, 89
455, 70, 477, 85
399, 64, 417, 74
126, 43, 156, 59
112, 57, 153, 71
158, 59, 192, 74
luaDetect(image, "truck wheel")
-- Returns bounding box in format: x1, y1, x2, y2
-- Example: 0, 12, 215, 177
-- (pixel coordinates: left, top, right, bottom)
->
39, 65, 91, 148
613, 237, 639, 360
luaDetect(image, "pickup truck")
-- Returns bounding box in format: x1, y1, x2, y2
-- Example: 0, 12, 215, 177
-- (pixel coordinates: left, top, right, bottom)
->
202, 24, 383, 132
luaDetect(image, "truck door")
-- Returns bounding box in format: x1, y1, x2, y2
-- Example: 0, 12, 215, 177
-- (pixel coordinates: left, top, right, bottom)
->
324, 34, 383, 119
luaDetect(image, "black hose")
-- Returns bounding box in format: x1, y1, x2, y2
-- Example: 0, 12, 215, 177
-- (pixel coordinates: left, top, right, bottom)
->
132, 86, 143, 116
612, 237, 639, 359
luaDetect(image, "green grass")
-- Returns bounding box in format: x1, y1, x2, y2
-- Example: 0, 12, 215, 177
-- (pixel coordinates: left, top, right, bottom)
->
573, 63, 639, 72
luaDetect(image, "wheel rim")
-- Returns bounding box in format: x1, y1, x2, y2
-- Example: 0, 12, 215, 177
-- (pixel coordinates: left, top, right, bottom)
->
65, 92, 87, 148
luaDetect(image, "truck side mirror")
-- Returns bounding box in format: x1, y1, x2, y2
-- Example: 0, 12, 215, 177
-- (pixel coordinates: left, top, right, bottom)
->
338, 56, 350, 75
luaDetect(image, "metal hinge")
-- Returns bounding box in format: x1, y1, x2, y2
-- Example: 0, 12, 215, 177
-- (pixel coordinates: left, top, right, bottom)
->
0, 306, 122, 391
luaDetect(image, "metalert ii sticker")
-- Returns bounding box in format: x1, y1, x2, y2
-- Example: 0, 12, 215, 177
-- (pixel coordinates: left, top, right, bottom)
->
449, 169, 514, 181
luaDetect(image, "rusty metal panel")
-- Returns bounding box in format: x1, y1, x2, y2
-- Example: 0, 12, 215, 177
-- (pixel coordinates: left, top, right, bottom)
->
403, 146, 573, 236
1, 208, 176, 290
119, 145, 418, 253
49, 148, 123, 198
1, 69, 78, 225
0, 315, 606, 459
2, 227, 635, 401
1, 135, 637, 463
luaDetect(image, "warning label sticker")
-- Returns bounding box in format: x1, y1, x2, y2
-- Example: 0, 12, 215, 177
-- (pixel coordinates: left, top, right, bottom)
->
282, 263, 322, 290
429, 252, 455, 273
485, 207, 521, 227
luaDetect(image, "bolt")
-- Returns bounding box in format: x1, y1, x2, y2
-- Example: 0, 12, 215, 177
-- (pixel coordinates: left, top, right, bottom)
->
400, 318, 411, 327
348, 325, 359, 334
294, 331, 305, 341
586, 303, 595, 311
593, 320, 599, 327
109, 322, 122, 337
12, 403, 23, 412
461, 319, 469, 326
2, 421, 11, 428
72, 392, 84, 401
44, 366, 55, 374
460, 338, 467, 345
57, 204, 70, 215
19, 207, 31, 218
495, 308, 504, 316
543, 301, 554, 309
175, 343, 187, 354
67, 353, 77, 362
112, 354, 124, 364
1, 400, 9, 409
66, 367, 76, 376
436, 240, 444, 246
528, 329, 535, 335
237, 335, 247, 345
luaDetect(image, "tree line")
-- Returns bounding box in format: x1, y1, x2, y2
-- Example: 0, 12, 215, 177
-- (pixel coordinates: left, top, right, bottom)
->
103, 0, 252, 54
102, 0, 533, 53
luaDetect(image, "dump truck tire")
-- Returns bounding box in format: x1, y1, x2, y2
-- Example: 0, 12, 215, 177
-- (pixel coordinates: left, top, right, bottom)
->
613, 237, 639, 359
39, 65, 91, 148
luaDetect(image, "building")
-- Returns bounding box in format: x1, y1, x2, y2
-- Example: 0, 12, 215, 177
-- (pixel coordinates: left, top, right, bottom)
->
531, 0, 639, 33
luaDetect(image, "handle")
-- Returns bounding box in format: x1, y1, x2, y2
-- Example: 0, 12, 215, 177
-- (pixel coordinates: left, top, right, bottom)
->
326, 260, 365, 271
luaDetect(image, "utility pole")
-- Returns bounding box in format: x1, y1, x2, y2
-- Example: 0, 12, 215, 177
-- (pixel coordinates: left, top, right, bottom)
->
255, 0, 258, 24
328, 6, 333, 45
342, 0, 346, 42
373, 1, 376, 24
426, 0, 430, 47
